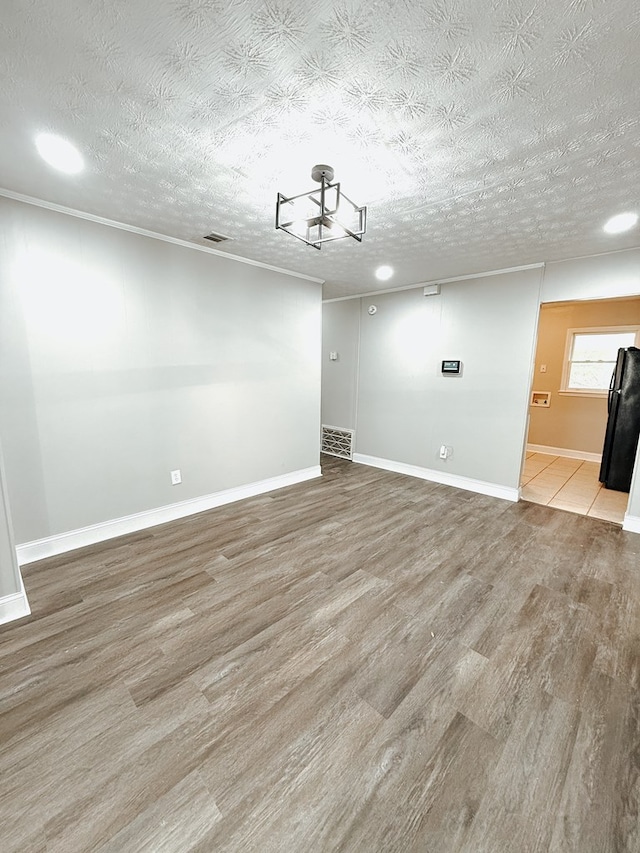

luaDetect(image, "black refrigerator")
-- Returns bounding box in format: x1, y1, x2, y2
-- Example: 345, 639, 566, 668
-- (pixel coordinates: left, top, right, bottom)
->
599, 346, 640, 492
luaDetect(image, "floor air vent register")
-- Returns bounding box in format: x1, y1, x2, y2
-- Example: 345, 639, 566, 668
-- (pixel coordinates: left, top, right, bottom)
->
321, 426, 354, 460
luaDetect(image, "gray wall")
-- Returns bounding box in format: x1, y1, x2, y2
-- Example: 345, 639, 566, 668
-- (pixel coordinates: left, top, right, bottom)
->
321, 299, 360, 430
324, 269, 543, 489
0, 197, 322, 544
323, 248, 640, 515
0, 442, 21, 598
542, 248, 640, 303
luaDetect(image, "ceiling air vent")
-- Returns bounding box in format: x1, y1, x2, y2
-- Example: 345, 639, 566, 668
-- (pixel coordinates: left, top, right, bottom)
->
202, 231, 231, 243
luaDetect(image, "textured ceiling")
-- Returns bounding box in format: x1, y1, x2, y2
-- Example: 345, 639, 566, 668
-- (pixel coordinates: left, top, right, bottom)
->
1, 0, 639, 298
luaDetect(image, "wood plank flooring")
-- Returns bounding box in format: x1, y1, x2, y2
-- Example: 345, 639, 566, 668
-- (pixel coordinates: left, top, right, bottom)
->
1, 455, 639, 852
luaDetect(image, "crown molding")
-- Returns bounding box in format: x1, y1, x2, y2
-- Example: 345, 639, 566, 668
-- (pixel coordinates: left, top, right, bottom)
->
0, 188, 324, 285
323, 263, 545, 302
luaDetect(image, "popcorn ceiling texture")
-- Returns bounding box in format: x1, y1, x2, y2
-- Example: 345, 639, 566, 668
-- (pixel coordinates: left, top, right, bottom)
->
1, 0, 639, 297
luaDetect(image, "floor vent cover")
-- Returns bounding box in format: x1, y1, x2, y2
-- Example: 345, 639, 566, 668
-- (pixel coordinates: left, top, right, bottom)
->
321, 425, 354, 460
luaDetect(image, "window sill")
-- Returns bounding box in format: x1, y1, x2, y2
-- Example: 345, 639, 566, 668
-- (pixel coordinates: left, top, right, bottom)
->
558, 389, 608, 398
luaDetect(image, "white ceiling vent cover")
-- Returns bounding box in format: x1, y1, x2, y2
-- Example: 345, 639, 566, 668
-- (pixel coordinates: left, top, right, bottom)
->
321, 425, 354, 460
202, 231, 232, 243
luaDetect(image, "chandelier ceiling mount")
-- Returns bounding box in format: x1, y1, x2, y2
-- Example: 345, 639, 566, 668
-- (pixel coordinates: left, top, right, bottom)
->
275, 164, 367, 250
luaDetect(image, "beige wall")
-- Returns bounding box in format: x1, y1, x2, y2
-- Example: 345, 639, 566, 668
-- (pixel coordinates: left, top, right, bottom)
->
528, 297, 640, 454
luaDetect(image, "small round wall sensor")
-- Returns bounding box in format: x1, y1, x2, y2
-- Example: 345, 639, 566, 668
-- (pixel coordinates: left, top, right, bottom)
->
368, 305, 377, 315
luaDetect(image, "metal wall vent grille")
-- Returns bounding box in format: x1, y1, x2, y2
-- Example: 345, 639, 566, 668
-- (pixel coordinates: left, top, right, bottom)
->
203, 231, 231, 243
321, 425, 354, 460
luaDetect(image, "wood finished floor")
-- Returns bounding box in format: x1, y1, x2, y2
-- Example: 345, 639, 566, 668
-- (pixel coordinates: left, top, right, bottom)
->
2, 456, 640, 852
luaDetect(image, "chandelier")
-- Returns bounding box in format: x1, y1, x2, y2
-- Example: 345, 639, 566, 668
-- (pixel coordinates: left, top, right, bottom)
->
275, 165, 367, 249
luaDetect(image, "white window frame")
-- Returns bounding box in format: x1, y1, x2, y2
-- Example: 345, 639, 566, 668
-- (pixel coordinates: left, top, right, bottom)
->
560, 326, 640, 397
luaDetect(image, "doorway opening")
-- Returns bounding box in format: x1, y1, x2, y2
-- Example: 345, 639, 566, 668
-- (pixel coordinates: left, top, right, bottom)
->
521, 295, 640, 523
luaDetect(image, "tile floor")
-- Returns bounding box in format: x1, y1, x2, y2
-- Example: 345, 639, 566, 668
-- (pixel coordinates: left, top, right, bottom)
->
521, 452, 629, 524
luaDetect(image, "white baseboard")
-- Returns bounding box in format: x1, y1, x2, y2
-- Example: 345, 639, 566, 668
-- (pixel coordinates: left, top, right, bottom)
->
622, 514, 640, 534
0, 578, 31, 626
353, 454, 519, 503
16, 466, 322, 565
526, 444, 602, 463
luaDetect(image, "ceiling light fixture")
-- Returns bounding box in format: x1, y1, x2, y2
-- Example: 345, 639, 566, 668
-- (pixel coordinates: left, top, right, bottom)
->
276, 164, 366, 249
375, 265, 394, 281
603, 212, 638, 234
35, 133, 84, 174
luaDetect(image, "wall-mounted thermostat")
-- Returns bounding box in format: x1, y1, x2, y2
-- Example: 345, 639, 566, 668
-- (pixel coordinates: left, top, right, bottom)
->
441, 360, 461, 374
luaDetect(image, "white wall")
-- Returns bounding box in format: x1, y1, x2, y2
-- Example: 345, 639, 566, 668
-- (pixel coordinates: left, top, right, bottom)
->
0, 197, 322, 546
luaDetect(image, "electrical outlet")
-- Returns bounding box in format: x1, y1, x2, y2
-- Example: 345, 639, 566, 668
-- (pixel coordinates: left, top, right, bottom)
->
170, 469, 182, 485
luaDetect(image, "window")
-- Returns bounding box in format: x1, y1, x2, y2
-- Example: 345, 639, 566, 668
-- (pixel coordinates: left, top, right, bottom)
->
561, 327, 640, 395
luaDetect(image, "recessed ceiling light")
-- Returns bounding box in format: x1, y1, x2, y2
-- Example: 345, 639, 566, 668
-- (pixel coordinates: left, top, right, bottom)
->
375, 265, 394, 281
35, 133, 84, 174
603, 212, 638, 234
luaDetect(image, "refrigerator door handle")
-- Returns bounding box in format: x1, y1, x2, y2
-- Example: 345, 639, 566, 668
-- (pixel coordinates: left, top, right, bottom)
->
608, 370, 616, 413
